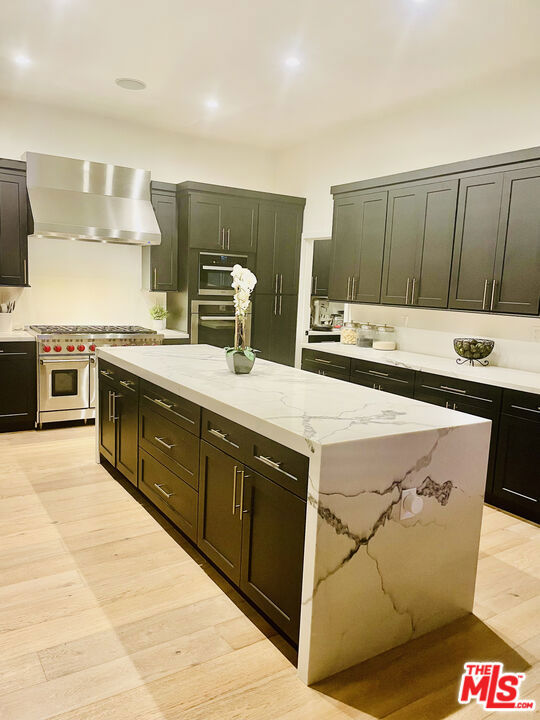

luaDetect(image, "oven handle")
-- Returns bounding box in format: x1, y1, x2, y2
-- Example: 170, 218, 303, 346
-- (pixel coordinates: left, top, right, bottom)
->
199, 316, 236, 321
201, 265, 236, 272
40, 358, 90, 365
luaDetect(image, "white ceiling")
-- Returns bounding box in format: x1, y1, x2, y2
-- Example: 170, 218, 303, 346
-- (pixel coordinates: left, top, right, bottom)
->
1, 0, 539, 149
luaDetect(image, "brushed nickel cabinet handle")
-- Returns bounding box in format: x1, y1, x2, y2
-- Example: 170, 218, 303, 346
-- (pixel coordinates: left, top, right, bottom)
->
209, 427, 240, 448
510, 404, 540, 415
314, 275, 318, 294
100, 369, 113, 378
154, 436, 175, 450
368, 369, 389, 378
405, 277, 410, 305
108, 390, 112, 422
314, 357, 331, 364
232, 466, 238, 514
351, 276, 357, 299
280, 274, 283, 293
255, 455, 282, 471
111, 392, 120, 422
482, 279, 489, 310
490, 279, 498, 311
346, 276, 351, 300
143, 395, 195, 424
279, 294, 282, 315
152, 397, 174, 410
24, 259, 27, 284
154, 483, 174, 499
227, 228, 231, 250
119, 380, 136, 392
274, 294, 278, 315
153, 267, 157, 289
411, 277, 417, 305
239, 469, 246, 515
440, 385, 467, 394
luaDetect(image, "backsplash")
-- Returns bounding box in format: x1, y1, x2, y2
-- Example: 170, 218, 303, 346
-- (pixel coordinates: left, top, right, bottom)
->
348, 304, 540, 373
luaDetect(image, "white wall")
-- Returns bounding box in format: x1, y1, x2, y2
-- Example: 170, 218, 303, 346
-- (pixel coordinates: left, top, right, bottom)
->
0, 96, 276, 328
276, 63, 540, 351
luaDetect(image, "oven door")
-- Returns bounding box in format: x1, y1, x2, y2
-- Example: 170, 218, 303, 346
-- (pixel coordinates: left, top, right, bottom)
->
199, 252, 248, 296
39, 356, 90, 412
191, 301, 251, 348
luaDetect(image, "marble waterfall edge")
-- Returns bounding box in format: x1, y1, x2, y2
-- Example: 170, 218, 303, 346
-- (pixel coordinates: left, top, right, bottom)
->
298, 422, 489, 684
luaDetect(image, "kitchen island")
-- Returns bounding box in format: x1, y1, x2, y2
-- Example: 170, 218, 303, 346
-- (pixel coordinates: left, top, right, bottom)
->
96, 344, 491, 685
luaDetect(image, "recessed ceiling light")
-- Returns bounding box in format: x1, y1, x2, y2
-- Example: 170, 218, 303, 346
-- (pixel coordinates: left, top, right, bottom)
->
115, 77, 146, 91
13, 54, 32, 67
284, 56, 301, 68
205, 98, 219, 109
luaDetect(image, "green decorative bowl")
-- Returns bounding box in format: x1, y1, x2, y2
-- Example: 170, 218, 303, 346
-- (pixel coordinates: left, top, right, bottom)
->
453, 338, 494, 366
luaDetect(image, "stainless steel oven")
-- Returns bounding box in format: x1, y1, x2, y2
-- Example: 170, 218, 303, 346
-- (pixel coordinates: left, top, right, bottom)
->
191, 300, 251, 348
39, 355, 91, 417
198, 252, 248, 296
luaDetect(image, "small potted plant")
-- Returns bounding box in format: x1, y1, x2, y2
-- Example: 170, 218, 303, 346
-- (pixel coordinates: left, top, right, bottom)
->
149, 304, 169, 331
226, 264, 257, 374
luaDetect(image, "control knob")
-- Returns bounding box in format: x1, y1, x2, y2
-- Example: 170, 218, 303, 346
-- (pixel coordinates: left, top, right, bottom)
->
43, 345, 51, 352
54, 345, 62, 352
77, 344, 86, 352
67, 345, 75, 352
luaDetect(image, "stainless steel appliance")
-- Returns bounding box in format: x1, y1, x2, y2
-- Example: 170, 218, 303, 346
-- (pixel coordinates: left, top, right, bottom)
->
190, 301, 251, 347
198, 252, 248, 296
28, 325, 162, 426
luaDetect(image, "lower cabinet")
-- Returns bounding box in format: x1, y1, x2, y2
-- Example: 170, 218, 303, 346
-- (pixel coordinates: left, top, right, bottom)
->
350, 358, 415, 397
0, 341, 36, 431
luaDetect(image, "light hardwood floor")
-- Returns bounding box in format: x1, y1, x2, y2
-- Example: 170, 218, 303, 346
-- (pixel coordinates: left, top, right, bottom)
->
0, 425, 538, 720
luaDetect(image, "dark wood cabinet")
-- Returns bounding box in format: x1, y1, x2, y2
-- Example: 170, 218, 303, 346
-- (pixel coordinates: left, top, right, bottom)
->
115, 388, 139, 486
252, 293, 298, 366
0, 167, 28, 287
381, 180, 457, 308
198, 441, 243, 584
301, 348, 351, 380
221, 196, 259, 253
256, 201, 304, 295
350, 358, 415, 397
0, 341, 36, 431
143, 183, 178, 291
492, 166, 540, 315
311, 238, 331, 297
240, 470, 306, 642
329, 191, 387, 303
98, 378, 117, 466
186, 191, 258, 252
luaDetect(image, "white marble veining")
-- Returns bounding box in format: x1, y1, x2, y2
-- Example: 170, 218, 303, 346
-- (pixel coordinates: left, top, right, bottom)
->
0, 330, 33, 342
302, 341, 540, 395
97, 344, 491, 685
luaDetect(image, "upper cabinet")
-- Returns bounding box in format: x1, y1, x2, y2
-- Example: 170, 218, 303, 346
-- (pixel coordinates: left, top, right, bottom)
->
328, 190, 387, 303
0, 163, 29, 287
184, 190, 258, 253
311, 238, 331, 296
143, 182, 178, 292
255, 200, 304, 295
330, 146, 540, 317
381, 180, 457, 308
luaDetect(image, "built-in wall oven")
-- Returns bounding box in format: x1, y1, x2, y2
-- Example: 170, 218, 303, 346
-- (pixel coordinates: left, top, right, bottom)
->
190, 300, 251, 348
198, 252, 248, 295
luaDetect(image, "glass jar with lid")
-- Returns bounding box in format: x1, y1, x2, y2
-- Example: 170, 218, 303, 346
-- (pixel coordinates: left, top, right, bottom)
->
340, 322, 359, 345
356, 322, 376, 348
373, 324, 397, 351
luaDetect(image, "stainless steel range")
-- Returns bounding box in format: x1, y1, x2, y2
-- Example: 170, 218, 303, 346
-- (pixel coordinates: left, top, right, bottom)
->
27, 325, 162, 427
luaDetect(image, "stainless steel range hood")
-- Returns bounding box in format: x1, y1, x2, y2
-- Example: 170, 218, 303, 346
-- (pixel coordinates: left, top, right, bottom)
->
24, 152, 161, 245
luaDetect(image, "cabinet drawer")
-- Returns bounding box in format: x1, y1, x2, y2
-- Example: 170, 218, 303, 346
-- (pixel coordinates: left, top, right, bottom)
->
247, 434, 308, 500
0, 341, 35, 356
201, 409, 250, 458
140, 380, 201, 436
501, 389, 540, 422
139, 399, 200, 489
98, 360, 139, 393
414, 371, 501, 410
350, 359, 415, 397
302, 364, 349, 380
301, 349, 350, 378
139, 449, 198, 541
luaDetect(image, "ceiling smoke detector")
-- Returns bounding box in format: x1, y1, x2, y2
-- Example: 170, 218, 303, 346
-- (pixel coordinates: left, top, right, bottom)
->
115, 77, 146, 91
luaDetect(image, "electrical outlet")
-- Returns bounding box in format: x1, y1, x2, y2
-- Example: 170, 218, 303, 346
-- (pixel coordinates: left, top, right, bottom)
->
401, 488, 424, 520
532, 327, 540, 342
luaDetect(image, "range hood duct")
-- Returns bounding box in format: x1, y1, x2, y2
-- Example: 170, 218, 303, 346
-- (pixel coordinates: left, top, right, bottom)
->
24, 152, 161, 246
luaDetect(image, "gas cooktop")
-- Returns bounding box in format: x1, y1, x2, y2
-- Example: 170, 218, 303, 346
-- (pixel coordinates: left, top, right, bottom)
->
29, 325, 157, 334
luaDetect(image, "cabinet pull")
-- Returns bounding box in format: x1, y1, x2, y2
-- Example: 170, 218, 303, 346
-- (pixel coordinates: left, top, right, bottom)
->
119, 380, 136, 392
351, 276, 356, 299
111, 392, 120, 422
405, 277, 410, 305
154, 436, 175, 450
313, 357, 331, 364
232, 466, 239, 515
209, 427, 240, 448
280, 274, 283, 294
482, 279, 489, 310
255, 454, 282, 471
24, 259, 27, 284
346, 276, 351, 301
273, 294, 278, 315
143, 395, 196, 424
313, 275, 318, 294
368, 369, 389, 378
510, 404, 540, 415
490, 279, 498, 311
238, 469, 246, 514
151, 397, 173, 410
108, 390, 113, 422
227, 228, 231, 250
154, 483, 174, 499
153, 267, 157, 290
279, 294, 282, 315
100, 369, 114, 379
440, 385, 467, 394
411, 277, 417, 305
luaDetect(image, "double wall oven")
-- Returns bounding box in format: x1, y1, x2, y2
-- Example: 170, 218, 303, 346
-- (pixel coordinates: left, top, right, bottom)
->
28, 326, 161, 427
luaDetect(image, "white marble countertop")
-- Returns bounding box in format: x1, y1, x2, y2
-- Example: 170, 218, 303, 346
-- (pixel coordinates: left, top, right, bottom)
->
301, 341, 540, 395
161, 329, 189, 339
98, 344, 486, 456
0, 329, 33, 342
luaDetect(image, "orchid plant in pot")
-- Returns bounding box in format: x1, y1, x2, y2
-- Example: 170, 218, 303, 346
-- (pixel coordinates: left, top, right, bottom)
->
226, 264, 257, 374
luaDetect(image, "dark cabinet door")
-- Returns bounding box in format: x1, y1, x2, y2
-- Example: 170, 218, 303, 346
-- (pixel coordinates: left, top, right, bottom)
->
221, 196, 258, 253
494, 413, 539, 523
198, 441, 243, 584
491, 166, 540, 315
328, 195, 361, 302
0, 342, 36, 431
271, 294, 298, 367
449, 173, 503, 311
150, 189, 178, 291
256, 201, 303, 295
413, 181, 458, 308
115, 388, 138, 486
0, 171, 28, 287
188, 193, 223, 250
381, 187, 420, 305
251, 293, 273, 359
240, 470, 306, 643
311, 238, 331, 296
351, 191, 387, 303
98, 380, 116, 466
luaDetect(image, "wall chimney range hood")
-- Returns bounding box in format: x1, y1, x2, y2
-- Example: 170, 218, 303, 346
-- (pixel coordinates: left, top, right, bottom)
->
24, 152, 161, 246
